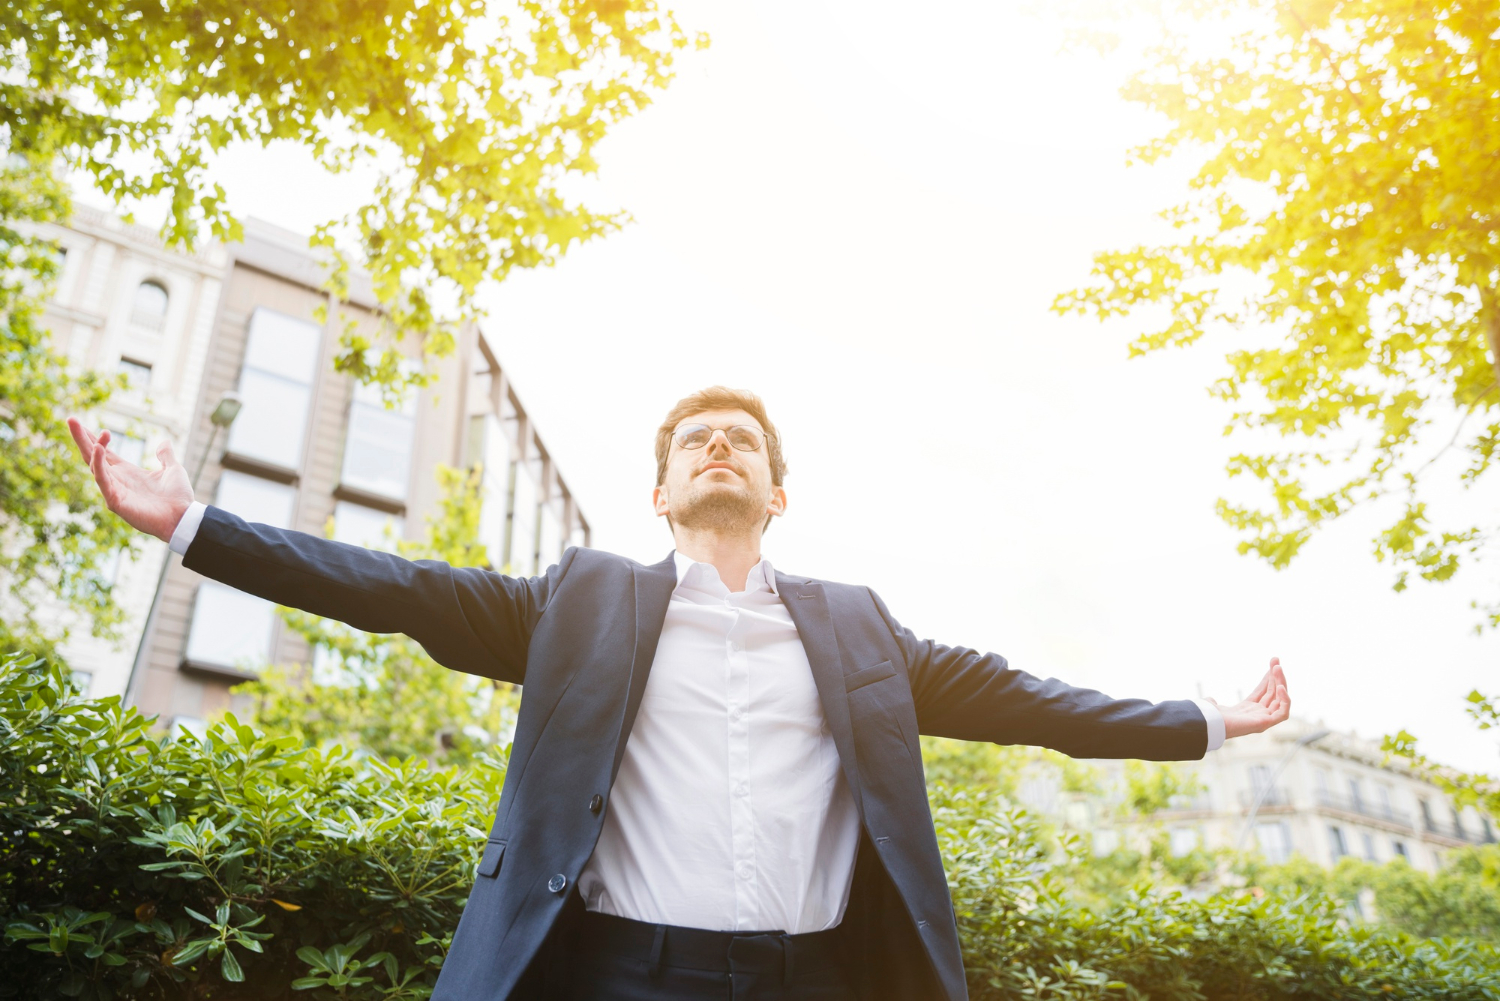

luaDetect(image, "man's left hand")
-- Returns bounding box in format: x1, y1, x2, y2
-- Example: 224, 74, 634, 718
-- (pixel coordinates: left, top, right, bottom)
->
1208, 657, 1291, 739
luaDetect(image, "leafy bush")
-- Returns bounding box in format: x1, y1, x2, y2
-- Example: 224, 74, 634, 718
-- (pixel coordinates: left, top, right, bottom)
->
0, 654, 503, 999
935, 783, 1500, 1000
5, 654, 1499, 999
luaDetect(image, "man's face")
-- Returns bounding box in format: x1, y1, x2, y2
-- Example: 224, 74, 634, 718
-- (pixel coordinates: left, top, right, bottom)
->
653, 408, 786, 534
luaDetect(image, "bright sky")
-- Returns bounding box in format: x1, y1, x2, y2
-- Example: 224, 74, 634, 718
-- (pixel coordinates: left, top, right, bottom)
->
120, 0, 1498, 770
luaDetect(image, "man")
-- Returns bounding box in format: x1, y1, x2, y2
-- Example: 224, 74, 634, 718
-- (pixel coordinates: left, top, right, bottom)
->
68, 387, 1289, 1001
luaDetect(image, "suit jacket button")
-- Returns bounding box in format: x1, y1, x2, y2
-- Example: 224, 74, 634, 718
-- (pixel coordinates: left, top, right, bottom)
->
548, 873, 568, 894
588, 794, 603, 814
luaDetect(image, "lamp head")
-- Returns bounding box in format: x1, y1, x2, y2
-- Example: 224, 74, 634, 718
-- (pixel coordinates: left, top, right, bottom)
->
209, 391, 243, 429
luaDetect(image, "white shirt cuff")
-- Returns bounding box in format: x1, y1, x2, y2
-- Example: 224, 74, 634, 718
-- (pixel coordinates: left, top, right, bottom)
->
1192, 697, 1226, 752
168, 501, 208, 556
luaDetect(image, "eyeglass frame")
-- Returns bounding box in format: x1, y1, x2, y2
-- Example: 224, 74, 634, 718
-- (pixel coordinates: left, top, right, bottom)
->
670, 422, 774, 453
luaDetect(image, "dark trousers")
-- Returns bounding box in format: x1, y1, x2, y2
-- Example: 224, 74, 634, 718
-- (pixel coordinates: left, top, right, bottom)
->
519, 897, 857, 1000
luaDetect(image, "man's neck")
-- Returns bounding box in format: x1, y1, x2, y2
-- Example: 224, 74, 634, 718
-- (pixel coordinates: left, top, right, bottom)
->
671, 527, 765, 593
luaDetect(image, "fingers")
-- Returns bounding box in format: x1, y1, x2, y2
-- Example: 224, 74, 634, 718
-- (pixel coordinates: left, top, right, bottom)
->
156, 440, 179, 469
89, 436, 117, 508
66, 416, 98, 461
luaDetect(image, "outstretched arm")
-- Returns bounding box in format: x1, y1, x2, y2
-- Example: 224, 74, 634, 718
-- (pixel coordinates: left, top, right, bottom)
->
66, 417, 554, 683
867, 588, 1290, 760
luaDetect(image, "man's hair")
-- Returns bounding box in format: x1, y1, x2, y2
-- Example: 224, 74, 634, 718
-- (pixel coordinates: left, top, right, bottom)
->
654, 386, 787, 487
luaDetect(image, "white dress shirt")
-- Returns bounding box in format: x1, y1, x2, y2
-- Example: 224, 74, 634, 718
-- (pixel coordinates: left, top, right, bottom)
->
577, 552, 863, 934
170, 508, 1227, 932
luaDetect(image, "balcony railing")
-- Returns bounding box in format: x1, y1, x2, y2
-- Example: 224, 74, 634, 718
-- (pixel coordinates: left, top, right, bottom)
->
1314, 789, 1412, 828
1239, 786, 1293, 810
1421, 817, 1497, 845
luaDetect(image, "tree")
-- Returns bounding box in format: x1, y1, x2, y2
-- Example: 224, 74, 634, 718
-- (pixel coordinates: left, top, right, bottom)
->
234, 465, 518, 762
0, 158, 137, 663
1056, 0, 1498, 612
1, 0, 705, 397
1053, 0, 1500, 813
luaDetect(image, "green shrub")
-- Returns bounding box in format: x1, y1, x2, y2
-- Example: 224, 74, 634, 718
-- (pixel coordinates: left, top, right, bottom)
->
0, 654, 503, 999
5, 654, 1499, 999
935, 782, 1500, 999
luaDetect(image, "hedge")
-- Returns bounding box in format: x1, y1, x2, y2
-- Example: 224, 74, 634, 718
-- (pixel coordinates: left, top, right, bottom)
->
4, 654, 1498, 999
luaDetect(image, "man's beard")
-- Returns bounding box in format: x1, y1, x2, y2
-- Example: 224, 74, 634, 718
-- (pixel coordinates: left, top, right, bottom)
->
672, 482, 765, 533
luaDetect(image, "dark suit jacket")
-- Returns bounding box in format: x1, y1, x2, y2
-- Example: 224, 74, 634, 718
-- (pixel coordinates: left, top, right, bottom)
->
183, 506, 1208, 1001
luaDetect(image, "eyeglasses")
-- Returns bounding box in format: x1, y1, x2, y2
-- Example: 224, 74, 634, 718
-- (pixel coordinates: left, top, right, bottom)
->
672, 423, 770, 452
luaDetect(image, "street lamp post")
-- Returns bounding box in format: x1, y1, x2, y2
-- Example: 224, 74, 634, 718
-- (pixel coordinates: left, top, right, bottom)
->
1236, 726, 1332, 851
121, 391, 241, 709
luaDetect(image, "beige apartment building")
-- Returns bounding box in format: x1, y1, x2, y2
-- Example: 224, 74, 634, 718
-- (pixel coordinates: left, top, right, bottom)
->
36, 206, 226, 700
1023, 717, 1495, 873
37, 209, 589, 733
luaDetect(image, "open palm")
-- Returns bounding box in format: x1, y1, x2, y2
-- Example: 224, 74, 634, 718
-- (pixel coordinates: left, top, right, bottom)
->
67, 417, 194, 543
1208, 657, 1291, 739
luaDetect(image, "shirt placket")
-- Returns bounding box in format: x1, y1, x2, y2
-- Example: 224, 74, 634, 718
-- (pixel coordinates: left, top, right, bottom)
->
724, 596, 758, 930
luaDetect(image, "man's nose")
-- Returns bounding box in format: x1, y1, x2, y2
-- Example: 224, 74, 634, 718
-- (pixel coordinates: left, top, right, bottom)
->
705, 429, 733, 454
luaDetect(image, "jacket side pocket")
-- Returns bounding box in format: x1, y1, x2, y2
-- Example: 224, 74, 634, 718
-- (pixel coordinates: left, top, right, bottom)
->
477, 840, 507, 879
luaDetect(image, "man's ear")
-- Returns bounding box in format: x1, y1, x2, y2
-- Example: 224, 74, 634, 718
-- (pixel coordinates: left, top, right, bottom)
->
652, 484, 670, 518
766, 485, 787, 519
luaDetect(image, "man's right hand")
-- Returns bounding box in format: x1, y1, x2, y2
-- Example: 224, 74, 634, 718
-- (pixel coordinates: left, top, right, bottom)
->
67, 417, 194, 544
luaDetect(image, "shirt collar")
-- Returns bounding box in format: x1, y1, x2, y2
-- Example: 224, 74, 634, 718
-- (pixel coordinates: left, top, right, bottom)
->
671, 550, 779, 597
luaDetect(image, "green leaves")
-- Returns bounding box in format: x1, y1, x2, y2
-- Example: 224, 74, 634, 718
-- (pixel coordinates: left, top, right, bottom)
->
0, 652, 497, 997
1, 0, 706, 400
1054, 0, 1500, 626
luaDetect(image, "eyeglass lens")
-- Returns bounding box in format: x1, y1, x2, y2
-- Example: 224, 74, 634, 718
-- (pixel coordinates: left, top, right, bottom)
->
674, 424, 765, 451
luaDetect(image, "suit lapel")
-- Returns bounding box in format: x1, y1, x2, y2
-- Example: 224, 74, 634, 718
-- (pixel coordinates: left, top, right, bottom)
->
777, 572, 864, 816
610, 551, 678, 779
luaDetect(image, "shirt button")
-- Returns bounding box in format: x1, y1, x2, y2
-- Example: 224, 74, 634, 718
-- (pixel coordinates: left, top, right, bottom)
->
736, 783, 749, 797
588, 794, 603, 814
729, 639, 743, 652
731, 706, 746, 721
736, 862, 753, 881
548, 873, 568, 894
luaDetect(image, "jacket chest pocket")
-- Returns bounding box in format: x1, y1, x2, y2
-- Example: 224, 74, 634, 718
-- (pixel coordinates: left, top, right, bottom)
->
845, 661, 916, 756
477, 839, 507, 878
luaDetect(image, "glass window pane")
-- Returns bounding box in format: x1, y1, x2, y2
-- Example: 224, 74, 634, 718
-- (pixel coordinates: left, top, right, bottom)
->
538, 504, 561, 570
509, 464, 538, 576
341, 400, 414, 499
131, 282, 168, 332
226, 368, 312, 468
474, 415, 511, 567
214, 470, 295, 529
332, 501, 399, 549
243, 309, 320, 383
117, 359, 152, 404
184, 582, 275, 669
107, 430, 145, 467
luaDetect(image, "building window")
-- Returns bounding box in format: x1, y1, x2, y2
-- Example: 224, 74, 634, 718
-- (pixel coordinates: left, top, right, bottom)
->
1168, 827, 1199, 857
538, 502, 561, 571
225, 308, 321, 471
1361, 832, 1377, 860
332, 500, 400, 550
183, 471, 296, 671
468, 414, 512, 568
1347, 777, 1363, 813
131, 280, 169, 332
117, 358, 152, 405
1392, 840, 1408, 860
340, 376, 416, 500
1254, 822, 1292, 864
1328, 825, 1348, 860
509, 461, 539, 576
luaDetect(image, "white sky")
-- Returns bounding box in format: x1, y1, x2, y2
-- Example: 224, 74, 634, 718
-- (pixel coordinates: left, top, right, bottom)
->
112, 0, 1498, 770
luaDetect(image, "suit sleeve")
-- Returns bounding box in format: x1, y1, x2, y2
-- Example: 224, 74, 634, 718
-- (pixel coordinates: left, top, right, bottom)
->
182, 505, 568, 685
866, 588, 1207, 761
